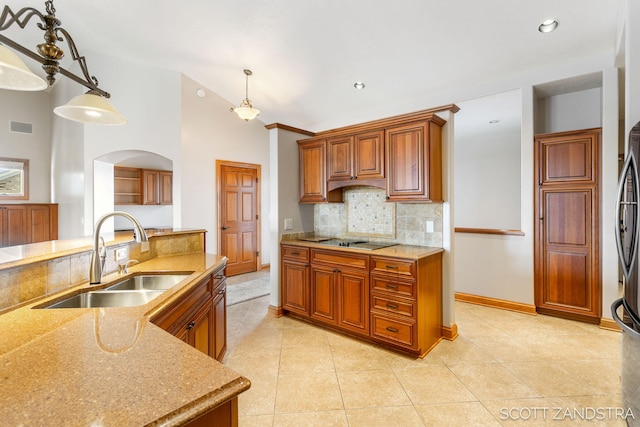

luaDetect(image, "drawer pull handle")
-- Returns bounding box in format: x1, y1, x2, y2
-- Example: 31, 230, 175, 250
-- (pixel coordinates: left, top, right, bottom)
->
186, 321, 196, 330
218, 288, 226, 295
386, 303, 398, 309
333, 269, 341, 273
385, 327, 399, 333
291, 251, 300, 255
386, 284, 398, 289
386, 265, 398, 269
214, 275, 224, 279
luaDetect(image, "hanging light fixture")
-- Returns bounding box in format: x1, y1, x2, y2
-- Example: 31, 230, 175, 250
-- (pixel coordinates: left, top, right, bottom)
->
231, 69, 260, 121
0, 0, 127, 125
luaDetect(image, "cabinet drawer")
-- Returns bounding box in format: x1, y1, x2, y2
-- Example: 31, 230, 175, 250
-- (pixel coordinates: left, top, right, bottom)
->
212, 266, 226, 289
370, 275, 416, 299
371, 294, 415, 318
370, 313, 416, 349
371, 257, 415, 278
152, 274, 213, 333
282, 245, 310, 262
311, 249, 369, 270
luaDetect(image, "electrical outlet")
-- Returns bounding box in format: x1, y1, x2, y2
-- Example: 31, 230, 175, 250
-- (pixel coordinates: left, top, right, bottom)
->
114, 247, 127, 261
426, 220, 434, 233
284, 218, 293, 230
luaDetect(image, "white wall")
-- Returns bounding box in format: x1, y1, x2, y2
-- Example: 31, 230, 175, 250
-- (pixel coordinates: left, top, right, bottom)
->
0, 89, 52, 203
180, 75, 271, 261
536, 87, 602, 134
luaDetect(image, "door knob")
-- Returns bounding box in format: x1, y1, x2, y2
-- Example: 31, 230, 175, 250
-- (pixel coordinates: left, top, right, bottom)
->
221, 226, 229, 230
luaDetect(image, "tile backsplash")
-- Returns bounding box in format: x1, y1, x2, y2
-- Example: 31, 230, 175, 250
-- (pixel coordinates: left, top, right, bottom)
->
314, 188, 442, 247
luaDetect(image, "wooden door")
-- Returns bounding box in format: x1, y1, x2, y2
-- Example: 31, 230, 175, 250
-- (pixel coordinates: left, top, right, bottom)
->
310, 264, 337, 325
218, 161, 260, 277
142, 170, 159, 205
534, 128, 601, 323
336, 268, 369, 335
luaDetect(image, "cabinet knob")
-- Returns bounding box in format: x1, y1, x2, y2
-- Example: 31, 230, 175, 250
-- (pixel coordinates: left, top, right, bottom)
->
186, 321, 196, 330
218, 288, 226, 295
386, 196, 390, 200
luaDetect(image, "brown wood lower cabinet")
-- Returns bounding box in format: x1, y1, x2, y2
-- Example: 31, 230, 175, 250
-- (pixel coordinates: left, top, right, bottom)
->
152, 265, 227, 362
280, 244, 443, 357
0, 203, 58, 247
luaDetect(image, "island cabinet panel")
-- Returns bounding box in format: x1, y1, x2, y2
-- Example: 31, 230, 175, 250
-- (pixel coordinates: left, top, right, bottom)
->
152, 264, 227, 362
281, 245, 310, 316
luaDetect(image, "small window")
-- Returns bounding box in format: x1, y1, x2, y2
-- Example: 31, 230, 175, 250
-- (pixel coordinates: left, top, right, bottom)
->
0, 157, 29, 200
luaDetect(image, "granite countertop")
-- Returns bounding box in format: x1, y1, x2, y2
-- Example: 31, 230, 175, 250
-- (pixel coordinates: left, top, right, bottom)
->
0, 228, 206, 271
0, 253, 250, 426
282, 239, 444, 260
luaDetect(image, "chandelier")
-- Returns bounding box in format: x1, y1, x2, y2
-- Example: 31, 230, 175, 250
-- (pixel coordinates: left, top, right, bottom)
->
0, 0, 127, 125
231, 69, 260, 121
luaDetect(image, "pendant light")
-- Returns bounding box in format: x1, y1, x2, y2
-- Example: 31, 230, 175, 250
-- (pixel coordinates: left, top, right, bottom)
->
231, 69, 260, 121
0, 0, 127, 125
0, 44, 48, 91
54, 91, 128, 125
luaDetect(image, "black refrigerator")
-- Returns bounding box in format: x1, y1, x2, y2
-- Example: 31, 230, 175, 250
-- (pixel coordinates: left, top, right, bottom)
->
613, 121, 640, 423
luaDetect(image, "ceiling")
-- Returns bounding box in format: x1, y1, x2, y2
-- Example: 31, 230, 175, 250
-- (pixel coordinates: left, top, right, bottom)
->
1, 0, 622, 132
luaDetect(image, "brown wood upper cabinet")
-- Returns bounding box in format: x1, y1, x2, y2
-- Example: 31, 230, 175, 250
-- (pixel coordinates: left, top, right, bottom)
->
114, 166, 172, 205
298, 106, 453, 203
327, 130, 385, 191
386, 120, 444, 202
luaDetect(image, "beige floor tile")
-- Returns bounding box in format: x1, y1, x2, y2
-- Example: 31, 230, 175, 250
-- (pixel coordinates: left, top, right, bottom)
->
272, 410, 349, 426
346, 406, 425, 427
237, 372, 278, 416
393, 365, 477, 405
337, 369, 411, 409
281, 324, 330, 347
426, 336, 496, 366
450, 363, 540, 400
504, 360, 615, 397
232, 327, 283, 351
331, 343, 391, 371
238, 413, 273, 427
414, 402, 501, 426
279, 345, 335, 374
275, 372, 344, 413
224, 347, 282, 377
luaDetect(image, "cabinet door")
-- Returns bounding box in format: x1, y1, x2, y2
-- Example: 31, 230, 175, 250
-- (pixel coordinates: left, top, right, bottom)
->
299, 140, 328, 203
3, 205, 27, 247
212, 284, 227, 362
386, 121, 442, 202
336, 268, 369, 335
189, 299, 215, 357
310, 265, 337, 325
27, 205, 51, 244
143, 170, 160, 205
354, 130, 384, 180
327, 135, 353, 181
159, 171, 173, 205
282, 260, 310, 315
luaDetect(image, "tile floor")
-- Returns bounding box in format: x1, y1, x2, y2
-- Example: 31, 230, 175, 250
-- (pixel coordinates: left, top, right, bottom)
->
224, 275, 625, 426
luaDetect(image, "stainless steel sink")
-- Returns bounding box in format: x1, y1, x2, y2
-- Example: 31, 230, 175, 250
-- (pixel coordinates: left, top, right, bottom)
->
42, 289, 165, 309
105, 274, 191, 291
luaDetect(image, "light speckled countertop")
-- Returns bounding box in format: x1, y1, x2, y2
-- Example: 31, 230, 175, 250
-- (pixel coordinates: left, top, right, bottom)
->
281, 239, 444, 259
0, 253, 250, 426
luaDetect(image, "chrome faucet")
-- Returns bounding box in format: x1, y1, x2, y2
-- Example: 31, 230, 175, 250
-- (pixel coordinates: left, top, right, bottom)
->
89, 211, 148, 284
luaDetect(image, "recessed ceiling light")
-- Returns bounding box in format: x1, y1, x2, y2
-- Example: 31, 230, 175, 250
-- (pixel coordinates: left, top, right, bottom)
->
354, 82, 365, 90
489, 120, 500, 124
538, 19, 559, 33
196, 88, 206, 98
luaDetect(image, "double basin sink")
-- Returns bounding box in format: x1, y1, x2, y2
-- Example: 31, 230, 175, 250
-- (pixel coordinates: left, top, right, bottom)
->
40, 273, 192, 309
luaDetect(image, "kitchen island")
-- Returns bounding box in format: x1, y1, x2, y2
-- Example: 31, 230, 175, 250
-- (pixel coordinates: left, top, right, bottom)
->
281, 238, 445, 358
0, 245, 250, 425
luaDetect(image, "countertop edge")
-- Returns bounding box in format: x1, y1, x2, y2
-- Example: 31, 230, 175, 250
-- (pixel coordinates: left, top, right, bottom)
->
148, 377, 252, 427
281, 240, 444, 259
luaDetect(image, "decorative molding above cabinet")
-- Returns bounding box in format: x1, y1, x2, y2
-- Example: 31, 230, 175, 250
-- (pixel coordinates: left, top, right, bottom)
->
114, 166, 173, 206
297, 104, 458, 203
